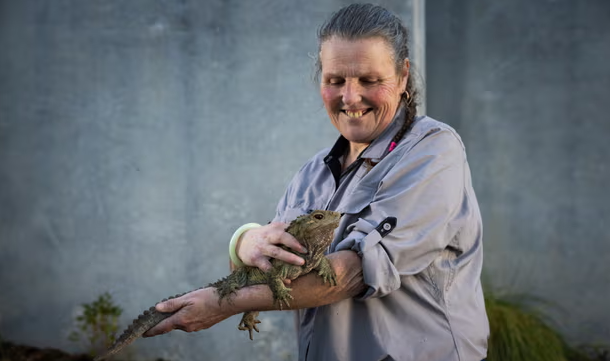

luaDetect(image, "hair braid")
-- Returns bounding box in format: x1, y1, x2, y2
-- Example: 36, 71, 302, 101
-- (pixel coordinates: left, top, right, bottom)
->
390, 75, 418, 150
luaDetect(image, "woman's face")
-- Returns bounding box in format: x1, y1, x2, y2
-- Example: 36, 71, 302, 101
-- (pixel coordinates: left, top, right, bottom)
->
320, 36, 409, 146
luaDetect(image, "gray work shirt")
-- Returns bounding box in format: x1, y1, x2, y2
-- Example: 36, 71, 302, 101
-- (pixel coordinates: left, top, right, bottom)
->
273, 111, 489, 361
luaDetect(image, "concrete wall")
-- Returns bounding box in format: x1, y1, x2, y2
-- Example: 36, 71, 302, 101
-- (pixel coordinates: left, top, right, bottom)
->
427, 0, 610, 344
0, 1, 416, 360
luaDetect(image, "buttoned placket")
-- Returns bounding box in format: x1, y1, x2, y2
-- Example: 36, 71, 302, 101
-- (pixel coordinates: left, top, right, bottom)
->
302, 110, 408, 361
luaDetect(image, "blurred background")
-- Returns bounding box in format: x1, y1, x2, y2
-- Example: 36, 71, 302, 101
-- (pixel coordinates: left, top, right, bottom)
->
0, 0, 608, 360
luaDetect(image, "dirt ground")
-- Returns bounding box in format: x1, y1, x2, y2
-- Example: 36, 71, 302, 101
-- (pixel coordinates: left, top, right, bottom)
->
0, 340, 92, 361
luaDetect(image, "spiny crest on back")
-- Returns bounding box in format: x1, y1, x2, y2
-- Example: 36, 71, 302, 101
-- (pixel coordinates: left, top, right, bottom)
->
95, 210, 341, 360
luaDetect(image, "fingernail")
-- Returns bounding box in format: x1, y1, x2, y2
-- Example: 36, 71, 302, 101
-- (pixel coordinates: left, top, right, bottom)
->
301, 247, 308, 254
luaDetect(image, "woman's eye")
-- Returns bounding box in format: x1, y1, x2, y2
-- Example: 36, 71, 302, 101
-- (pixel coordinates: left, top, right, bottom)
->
362, 78, 378, 84
328, 78, 344, 85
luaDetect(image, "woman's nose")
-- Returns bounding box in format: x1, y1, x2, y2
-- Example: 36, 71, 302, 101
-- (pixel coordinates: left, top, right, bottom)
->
341, 81, 362, 105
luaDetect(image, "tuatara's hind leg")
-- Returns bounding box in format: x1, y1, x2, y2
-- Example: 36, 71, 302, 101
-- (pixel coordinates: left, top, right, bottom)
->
238, 311, 261, 340
210, 267, 261, 301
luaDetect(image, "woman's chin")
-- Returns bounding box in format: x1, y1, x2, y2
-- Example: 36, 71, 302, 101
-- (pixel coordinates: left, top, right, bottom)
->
341, 131, 373, 145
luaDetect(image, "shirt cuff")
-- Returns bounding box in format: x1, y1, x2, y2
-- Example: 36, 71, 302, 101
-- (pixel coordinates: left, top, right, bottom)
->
335, 218, 401, 300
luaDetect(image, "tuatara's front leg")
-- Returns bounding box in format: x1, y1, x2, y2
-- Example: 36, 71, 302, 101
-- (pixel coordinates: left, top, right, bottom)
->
267, 276, 294, 310
238, 311, 261, 340
315, 256, 337, 286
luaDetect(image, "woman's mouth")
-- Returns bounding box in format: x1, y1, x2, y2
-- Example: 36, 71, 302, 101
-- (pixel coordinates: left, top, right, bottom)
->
342, 108, 372, 119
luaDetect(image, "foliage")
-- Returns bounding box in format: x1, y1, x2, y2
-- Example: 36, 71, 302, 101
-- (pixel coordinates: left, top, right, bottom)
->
485, 288, 569, 361
484, 286, 610, 361
69, 292, 123, 356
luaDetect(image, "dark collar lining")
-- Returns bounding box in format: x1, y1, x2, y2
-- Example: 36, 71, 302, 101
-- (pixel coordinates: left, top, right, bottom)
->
323, 107, 408, 188
323, 136, 350, 188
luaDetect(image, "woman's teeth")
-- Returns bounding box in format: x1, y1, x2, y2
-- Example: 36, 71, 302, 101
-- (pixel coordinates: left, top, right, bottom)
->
345, 109, 367, 118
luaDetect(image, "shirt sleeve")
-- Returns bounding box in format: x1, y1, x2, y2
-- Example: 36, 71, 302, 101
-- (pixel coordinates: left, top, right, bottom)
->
272, 175, 299, 224
335, 127, 468, 300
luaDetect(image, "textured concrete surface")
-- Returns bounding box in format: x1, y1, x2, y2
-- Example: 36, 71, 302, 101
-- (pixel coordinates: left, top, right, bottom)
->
0, 1, 416, 360
427, 0, 610, 344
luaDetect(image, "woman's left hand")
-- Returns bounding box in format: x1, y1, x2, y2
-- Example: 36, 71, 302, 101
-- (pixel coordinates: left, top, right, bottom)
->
143, 288, 232, 337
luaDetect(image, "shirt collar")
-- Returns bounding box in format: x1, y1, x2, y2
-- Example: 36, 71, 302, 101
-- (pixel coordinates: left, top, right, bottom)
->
324, 105, 406, 163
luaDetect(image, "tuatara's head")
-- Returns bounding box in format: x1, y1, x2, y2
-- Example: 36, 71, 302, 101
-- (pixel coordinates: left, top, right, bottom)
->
286, 210, 341, 250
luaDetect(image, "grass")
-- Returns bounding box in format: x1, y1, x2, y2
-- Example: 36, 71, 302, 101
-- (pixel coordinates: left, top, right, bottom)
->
485, 288, 569, 361
484, 287, 610, 361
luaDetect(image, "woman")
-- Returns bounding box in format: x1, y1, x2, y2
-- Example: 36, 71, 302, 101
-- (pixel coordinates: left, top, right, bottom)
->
145, 4, 489, 360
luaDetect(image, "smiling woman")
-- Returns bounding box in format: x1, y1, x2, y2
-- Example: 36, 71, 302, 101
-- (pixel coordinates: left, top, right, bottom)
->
319, 36, 409, 166
143, 4, 489, 361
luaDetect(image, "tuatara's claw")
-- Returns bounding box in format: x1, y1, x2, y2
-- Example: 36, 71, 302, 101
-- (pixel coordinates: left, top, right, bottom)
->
275, 292, 293, 310
238, 311, 261, 340
319, 269, 337, 286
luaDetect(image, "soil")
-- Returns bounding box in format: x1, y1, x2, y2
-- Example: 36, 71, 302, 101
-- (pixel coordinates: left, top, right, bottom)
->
0, 340, 92, 361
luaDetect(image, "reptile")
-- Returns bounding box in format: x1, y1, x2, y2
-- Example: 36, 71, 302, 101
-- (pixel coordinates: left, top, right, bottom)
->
94, 210, 340, 361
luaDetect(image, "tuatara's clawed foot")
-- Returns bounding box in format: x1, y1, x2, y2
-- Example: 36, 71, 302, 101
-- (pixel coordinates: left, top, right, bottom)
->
320, 270, 337, 286
238, 311, 261, 340
274, 288, 294, 310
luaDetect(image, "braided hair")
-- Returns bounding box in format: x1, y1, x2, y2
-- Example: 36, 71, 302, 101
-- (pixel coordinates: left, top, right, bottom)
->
316, 3, 419, 153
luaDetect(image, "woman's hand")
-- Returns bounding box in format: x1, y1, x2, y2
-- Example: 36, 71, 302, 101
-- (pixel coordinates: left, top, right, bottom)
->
143, 288, 232, 337
236, 222, 308, 272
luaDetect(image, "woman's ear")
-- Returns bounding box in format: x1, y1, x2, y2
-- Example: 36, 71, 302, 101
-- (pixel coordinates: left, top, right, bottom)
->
401, 58, 410, 87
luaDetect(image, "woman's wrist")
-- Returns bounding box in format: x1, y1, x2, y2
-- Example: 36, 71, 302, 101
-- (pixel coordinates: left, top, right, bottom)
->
229, 223, 261, 267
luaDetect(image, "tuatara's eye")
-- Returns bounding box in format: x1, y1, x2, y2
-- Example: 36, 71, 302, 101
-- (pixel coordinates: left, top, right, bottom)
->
313, 213, 324, 220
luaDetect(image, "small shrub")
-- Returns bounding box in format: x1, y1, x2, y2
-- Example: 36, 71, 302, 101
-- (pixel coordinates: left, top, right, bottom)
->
69, 292, 123, 356
485, 289, 568, 361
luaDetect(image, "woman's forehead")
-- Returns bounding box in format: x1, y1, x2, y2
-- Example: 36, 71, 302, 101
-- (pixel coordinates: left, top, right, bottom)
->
319, 37, 396, 75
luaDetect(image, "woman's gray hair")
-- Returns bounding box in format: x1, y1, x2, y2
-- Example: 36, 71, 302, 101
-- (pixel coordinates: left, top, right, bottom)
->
316, 3, 418, 147
316, 3, 410, 77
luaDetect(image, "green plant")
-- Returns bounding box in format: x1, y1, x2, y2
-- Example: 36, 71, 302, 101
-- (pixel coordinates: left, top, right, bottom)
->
69, 292, 123, 356
485, 288, 569, 361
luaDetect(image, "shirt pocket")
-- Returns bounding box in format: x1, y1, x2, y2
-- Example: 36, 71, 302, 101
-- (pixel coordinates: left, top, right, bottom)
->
335, 183, 376, 216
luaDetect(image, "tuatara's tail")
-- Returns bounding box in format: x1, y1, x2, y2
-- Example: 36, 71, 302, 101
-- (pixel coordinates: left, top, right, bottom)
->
93, 307, 174, 361
94, 290, 195, 361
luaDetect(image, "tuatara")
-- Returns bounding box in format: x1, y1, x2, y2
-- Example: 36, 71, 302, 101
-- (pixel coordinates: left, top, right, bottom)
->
94, 210, 340, 361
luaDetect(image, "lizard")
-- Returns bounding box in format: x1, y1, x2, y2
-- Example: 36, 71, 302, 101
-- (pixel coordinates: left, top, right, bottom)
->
93, 209, 341, 361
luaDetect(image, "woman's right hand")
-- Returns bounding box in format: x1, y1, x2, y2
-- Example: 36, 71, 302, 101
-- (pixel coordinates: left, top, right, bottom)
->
235, 222, 307, 272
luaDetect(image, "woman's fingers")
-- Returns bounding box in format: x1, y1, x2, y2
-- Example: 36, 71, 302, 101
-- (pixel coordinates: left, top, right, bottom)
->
237, 221, 309, 270
143, 315, 177, 337
253, 258, 273, 272
143, 288, 230, 337
275, 228, 309, 254
155, 296, 187, 313
263, 244, 305, 266
143, 295, 190, 337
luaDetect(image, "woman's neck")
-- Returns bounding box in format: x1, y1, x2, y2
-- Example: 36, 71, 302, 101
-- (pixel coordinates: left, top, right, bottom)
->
342, 142, 369, 171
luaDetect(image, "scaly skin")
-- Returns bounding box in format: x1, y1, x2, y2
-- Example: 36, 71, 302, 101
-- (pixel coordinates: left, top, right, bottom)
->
210, 210, 340, 339
93, 292, 189, 361
94, 210, 340, 360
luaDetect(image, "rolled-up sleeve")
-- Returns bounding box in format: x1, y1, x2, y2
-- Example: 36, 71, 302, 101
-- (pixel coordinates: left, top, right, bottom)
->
335, 128, 467, 299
